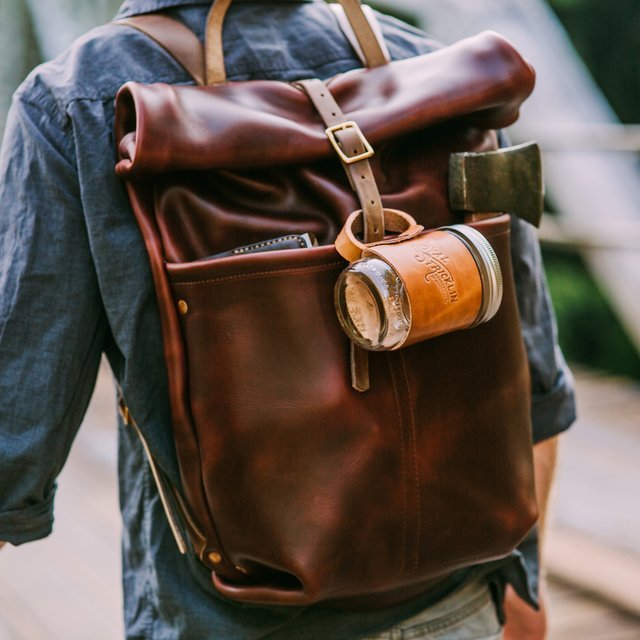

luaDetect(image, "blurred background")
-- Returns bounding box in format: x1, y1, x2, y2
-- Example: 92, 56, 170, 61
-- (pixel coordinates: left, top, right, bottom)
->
0, 0, 639, 638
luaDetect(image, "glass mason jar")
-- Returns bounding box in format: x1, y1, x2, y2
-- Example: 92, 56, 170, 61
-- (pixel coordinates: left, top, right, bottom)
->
334, 224, 503, 351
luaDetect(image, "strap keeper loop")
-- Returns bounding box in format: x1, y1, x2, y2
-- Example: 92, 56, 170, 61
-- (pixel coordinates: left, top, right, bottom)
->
325, 121, 374, 164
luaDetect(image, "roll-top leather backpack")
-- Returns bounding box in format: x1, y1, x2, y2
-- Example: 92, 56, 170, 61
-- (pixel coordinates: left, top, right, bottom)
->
114, 0, 540, 607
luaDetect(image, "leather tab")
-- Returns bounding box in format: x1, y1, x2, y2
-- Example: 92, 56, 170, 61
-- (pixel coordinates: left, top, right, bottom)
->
350, 341, 370, 392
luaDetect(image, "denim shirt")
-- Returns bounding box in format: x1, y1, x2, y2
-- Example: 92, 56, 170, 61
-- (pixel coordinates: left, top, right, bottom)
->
0, 1, 576, 637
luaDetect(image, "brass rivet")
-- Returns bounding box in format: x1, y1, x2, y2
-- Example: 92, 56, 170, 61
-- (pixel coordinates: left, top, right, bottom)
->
208, 551, 222, 565
178, 300, 189, 315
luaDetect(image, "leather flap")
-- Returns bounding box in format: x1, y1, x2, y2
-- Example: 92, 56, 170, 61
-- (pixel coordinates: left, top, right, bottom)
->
115, 31, 534, 177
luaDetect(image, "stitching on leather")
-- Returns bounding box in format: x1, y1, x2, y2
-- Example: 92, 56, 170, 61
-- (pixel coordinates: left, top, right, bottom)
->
399, 351, 421, 571
231, 235, 305, 255
171, 260, 344, 286
387, 355, 408, 576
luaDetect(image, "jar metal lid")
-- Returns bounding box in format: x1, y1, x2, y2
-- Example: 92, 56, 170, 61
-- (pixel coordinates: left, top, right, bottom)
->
439, 225, 503, 326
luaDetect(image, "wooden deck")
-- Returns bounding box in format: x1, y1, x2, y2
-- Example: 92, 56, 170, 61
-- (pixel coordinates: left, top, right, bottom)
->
546, 368, 640, 623
1, 364, 639, 639
0, 365, 122, 640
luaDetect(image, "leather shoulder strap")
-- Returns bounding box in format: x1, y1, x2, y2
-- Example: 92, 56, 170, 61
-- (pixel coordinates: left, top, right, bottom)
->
114, 15, 206, 86
329, 4, 390, 66
115, 4, 388, 87
204, 0, 388, 84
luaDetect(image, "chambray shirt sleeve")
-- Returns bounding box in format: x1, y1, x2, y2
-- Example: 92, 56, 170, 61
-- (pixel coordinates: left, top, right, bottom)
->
510, 215, 576, 443
0, 86, 107, 544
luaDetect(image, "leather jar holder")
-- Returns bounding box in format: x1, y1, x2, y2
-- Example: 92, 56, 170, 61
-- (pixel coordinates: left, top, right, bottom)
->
334, 209, 503, 351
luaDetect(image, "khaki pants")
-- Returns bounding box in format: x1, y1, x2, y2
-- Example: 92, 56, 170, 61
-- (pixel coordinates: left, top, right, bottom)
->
361, 580, 502, 640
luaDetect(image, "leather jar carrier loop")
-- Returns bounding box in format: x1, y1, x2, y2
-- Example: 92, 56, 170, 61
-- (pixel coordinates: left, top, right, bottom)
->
334, 210, 504, 351
335, 208, 424, 263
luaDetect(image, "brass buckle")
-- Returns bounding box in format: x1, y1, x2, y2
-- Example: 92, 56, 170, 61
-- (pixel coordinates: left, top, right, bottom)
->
325, 121, 374, 164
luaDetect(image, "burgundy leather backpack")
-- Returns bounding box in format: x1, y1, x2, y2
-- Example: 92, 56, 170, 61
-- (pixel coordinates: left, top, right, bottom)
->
114, 0, 539, 607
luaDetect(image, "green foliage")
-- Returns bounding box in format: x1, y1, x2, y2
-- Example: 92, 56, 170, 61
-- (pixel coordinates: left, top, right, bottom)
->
368, 3, 420, 27
549, 0, 588, 7
543, 250, 640, 379
543, 1, 640, 378
547, 0, 640, 123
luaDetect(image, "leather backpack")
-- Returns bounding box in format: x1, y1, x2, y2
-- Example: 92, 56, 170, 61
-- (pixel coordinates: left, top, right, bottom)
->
114, 0, 541, 607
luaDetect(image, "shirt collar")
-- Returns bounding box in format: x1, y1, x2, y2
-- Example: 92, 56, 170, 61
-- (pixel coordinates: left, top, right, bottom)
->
116, 0, 317, 19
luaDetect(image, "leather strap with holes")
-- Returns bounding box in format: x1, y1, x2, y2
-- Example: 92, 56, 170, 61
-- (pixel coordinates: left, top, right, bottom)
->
298, 78, 386, 392
298, 79, 385, 245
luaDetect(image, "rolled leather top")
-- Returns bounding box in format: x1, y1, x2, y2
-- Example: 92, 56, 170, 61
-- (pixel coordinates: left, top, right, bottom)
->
114, 31, 535, 176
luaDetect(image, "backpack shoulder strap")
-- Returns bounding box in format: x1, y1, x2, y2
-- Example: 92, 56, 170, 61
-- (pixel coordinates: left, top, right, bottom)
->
329, 4, 390, 66
114, 5, 389, 86
114, 14, 206, 86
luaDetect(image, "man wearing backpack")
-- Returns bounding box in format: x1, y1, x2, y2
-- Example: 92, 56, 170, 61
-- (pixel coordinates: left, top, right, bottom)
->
0, 1, 574, 638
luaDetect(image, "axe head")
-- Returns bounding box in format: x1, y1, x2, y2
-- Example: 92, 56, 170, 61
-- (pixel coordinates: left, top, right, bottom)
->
449, 141, 544, 227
